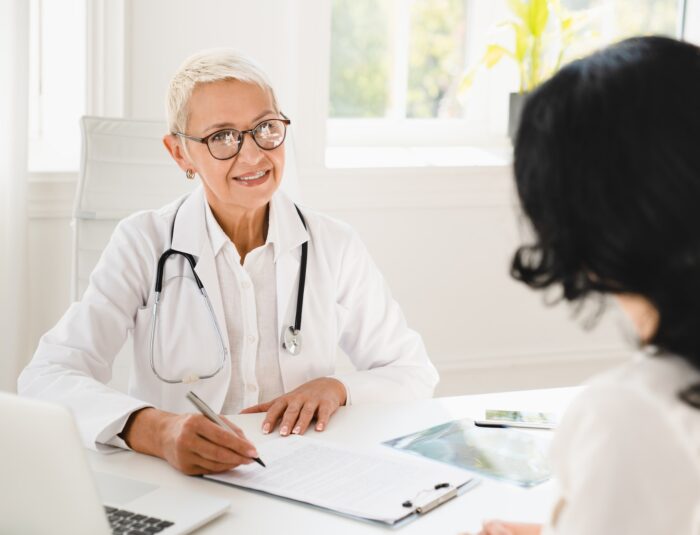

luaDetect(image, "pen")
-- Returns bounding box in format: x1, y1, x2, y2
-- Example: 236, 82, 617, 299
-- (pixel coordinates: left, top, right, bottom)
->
186, 391, 266, 467
473, 419, 555, 430
474, 421, 509, 429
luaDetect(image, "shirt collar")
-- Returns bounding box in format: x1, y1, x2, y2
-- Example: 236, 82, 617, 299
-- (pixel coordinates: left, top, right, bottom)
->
170, 185, 207, 258
203, 189, 308, 262
203, 199, 234, 258
268, 189, 309, 262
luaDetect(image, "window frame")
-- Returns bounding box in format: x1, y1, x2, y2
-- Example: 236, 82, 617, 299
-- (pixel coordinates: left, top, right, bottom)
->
326, 0, 511, 152
27, 0, 87, 173
322, 0, 691, 170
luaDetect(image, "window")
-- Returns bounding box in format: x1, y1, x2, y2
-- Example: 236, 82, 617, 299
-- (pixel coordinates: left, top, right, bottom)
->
28, 0, 86, 172
329, 0, 468, 120
327, 0, 684, 167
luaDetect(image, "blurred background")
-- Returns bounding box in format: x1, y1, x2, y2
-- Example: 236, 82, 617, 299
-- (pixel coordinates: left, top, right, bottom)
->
2, 0, 698, 395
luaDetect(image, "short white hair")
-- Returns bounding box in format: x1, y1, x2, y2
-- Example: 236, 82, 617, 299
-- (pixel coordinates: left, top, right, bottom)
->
166, 48, 279, 134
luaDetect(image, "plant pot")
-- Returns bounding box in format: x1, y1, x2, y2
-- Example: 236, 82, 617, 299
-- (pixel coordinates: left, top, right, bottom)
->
508, 92, 528, 140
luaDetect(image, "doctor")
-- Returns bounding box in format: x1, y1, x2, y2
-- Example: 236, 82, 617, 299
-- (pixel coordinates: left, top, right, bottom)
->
18, 49, 438, 475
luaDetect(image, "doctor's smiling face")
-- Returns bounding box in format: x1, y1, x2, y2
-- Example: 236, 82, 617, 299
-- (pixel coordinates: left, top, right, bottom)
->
165, 79, 285, 217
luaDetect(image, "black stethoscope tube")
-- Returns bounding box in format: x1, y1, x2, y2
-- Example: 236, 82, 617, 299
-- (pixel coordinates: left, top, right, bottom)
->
155, 249, 203, 292
293, 205, 308, 333
150, 197, 310, 385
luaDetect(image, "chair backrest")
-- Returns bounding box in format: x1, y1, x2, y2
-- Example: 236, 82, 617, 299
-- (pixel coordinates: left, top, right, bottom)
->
73, 116, 301, 391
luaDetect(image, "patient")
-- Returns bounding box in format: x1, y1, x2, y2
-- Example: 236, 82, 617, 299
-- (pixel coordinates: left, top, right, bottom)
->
470, 36, 700, 534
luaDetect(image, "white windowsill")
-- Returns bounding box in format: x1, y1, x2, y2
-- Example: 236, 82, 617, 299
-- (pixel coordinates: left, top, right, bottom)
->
325, 145, 512, 169
28, 140, 80, 174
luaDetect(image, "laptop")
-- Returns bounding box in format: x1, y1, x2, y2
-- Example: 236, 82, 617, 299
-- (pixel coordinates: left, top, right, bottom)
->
0, 392, 229, 535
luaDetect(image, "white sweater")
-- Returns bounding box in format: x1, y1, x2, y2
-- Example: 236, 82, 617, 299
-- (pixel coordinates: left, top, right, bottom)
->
543, 351, 700, 534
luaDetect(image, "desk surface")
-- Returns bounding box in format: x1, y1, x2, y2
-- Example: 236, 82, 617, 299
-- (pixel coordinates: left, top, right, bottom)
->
88, 387, 580, 534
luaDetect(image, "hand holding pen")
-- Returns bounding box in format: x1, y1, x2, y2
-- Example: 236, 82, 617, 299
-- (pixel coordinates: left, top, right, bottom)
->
187, 391, 266, 468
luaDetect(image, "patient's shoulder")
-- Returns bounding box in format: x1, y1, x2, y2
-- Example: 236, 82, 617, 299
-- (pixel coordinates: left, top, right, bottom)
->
555, 353, 700, 459
586, 352, 700, 412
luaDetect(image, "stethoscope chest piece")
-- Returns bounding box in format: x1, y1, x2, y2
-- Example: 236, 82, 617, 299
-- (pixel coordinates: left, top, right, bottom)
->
283, 326, 302, 356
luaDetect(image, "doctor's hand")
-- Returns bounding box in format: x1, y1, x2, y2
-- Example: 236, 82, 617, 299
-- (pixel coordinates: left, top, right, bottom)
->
122, 407, 260, 475
462, 521, 542, 535
240, 377, 347, 436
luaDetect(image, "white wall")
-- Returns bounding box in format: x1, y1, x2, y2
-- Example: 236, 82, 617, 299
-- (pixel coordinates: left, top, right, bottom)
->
686, 0, 700, 43
24, 0, 632, 396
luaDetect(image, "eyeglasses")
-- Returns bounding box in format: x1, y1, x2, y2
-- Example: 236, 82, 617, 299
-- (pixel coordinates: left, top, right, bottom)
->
175, 114, 291, 160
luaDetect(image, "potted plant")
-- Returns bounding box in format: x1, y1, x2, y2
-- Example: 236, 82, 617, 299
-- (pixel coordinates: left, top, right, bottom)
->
461, 0, 590, 138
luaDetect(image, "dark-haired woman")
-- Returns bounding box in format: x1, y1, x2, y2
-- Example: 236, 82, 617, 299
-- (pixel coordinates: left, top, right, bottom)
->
471, 36, 700, 535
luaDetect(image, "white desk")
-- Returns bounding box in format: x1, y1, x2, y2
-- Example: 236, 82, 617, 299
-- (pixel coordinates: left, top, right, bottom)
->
88, 387, 580, 534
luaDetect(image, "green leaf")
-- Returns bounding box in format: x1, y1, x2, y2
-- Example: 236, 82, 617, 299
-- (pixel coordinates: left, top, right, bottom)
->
527, 0, 549, 37
561, 15, 574, 32
513, 24, 529, 61
458, 70, 477, 93
484, 44, 512, 68
497, 21, 529, 62
506, 0, 528, 22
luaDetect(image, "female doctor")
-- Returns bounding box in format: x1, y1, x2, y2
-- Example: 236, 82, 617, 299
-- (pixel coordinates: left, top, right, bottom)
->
18, 49, 438, 475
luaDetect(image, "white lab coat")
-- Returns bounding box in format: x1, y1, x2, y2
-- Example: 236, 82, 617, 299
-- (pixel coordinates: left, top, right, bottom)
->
18, 186, 438, 450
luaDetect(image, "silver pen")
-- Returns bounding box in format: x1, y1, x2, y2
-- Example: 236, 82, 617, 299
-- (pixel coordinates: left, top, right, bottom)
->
186, 391, 266, 467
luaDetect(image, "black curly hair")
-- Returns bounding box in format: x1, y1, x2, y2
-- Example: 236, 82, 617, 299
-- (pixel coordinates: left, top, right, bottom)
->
511, 36, 700, 405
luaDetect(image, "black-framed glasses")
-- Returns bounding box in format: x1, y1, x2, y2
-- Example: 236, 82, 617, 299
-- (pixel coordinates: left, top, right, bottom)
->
175, 114, 291, 160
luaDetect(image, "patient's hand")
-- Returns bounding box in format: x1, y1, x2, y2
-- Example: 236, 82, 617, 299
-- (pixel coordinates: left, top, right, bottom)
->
123, 407, 259, 475
240, 377, 347, 436
463, 521, 542, 535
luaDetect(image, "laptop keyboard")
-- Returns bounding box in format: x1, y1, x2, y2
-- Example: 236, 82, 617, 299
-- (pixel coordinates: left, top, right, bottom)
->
105, 506, 175, 534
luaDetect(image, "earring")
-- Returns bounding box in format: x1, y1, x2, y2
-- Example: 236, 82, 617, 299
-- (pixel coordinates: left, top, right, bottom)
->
185, 169, 195, 180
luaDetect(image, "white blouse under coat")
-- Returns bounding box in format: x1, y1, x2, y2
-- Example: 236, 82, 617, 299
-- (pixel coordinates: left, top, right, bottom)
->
204, 201, 285, 414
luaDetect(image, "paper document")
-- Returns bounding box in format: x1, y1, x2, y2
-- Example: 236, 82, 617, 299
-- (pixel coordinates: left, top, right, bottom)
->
205, 435, 476, 524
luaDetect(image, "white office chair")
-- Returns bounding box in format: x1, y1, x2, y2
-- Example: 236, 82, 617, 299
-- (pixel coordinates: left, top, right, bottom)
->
72, 115, 302, 391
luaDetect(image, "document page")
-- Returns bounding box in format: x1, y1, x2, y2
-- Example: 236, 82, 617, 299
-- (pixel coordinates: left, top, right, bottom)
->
205, 435, 475, 523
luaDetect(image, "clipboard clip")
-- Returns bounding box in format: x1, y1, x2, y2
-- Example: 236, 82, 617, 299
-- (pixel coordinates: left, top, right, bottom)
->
401, 482, 458, 515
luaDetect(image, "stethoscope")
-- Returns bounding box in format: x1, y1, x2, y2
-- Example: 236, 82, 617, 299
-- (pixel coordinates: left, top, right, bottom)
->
149, 197, 308, 384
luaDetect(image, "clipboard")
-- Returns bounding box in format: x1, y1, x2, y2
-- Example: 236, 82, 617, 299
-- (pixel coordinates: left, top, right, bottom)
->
206, 475, 480, 528
203, 435, 480, 527
391, 478, 482, 528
